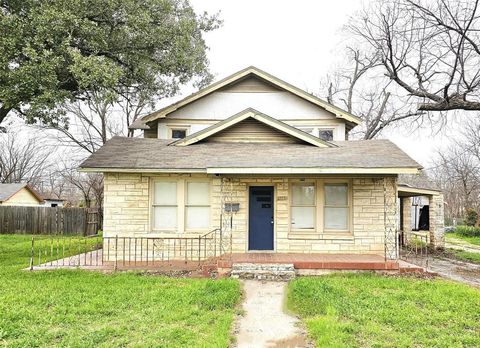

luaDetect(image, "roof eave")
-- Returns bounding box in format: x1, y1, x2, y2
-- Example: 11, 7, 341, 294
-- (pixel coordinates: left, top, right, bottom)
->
79, 166, 420, 175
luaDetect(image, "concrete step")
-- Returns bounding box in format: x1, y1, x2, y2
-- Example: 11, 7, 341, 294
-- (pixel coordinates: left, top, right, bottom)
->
230, 263, 296, 281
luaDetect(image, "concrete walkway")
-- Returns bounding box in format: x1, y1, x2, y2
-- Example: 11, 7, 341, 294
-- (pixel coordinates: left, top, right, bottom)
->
235, 280, 309, 348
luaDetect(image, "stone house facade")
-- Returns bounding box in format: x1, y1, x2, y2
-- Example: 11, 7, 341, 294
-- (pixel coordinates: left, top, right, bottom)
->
81, 67, 444, 266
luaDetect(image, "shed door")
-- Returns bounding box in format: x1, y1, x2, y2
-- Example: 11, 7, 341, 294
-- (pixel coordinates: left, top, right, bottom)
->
248, 186, 274, 250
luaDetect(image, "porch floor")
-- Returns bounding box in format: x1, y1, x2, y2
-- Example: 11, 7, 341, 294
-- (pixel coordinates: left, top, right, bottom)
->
29, 250, 423, 272
219, 253, 400, 271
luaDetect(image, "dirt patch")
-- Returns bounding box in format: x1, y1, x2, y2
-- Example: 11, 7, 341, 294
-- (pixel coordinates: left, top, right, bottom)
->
234, 280, 310, 348
427, 254, 480, 287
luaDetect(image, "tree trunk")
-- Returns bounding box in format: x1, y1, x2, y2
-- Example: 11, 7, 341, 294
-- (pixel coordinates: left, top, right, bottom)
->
0, 106, 12, 125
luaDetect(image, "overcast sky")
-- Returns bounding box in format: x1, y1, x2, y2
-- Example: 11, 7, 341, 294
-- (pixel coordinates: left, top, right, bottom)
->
179, 0, 464, 168
9, 0, 465, 169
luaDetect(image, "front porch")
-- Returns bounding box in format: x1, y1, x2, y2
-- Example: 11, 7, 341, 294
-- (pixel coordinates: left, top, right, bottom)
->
218, 253, 399, 270
29, 239, 422, 273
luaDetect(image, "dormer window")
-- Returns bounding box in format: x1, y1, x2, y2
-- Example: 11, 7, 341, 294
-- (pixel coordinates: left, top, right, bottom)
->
169, 127, 189, 139
318, 129, 333, 141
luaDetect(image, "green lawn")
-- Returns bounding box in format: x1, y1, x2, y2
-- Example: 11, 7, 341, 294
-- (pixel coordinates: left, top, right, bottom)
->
288, 274, 480, 348
446, 232, 480, 246
0, 234, 240, 347
450, 249, 480, 264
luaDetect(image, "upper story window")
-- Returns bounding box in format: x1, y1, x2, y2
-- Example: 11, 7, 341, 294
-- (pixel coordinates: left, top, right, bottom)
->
170, 128, 187, 139
318, 129, 334, 141
297, 127, 335, 141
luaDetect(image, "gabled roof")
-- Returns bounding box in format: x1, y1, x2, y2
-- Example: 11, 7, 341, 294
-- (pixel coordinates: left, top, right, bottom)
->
134, 66, 362, 128
0, 183, 44, 203
79, 137, 422, 175
171, 108, 336, 148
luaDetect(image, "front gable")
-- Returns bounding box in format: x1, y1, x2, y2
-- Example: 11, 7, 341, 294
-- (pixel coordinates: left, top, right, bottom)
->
135, 67, 361, 127
171, 109, 335, 148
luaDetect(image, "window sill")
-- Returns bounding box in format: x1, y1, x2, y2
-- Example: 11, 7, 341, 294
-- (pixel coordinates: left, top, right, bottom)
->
288, 232, 354, 240
137, 231, 205, 238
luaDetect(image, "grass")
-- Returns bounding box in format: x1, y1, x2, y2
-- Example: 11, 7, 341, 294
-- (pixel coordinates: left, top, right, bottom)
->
446, 232, 480, 246
449, 249, 480, 264
288, 274, 480, 348
0, 234, 240, 347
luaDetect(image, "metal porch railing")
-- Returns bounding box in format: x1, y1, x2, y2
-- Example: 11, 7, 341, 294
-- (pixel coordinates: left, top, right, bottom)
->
400, 232, 429, 268
29, 228, 232, 270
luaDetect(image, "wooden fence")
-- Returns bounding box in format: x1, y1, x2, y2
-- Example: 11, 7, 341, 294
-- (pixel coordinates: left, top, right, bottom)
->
0, 206, 99, 235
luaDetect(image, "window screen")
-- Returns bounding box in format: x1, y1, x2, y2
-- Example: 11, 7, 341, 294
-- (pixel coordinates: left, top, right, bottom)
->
186, 182, 210, 229
324, 184, 349, 231
291, 183, 315, 229
153, 182, 177, 229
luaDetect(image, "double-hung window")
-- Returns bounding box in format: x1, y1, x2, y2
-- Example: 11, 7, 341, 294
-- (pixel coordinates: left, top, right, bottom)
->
324, 183, 349, 231
291, 183, 316, 230
186, 182, 210, 230
153, 182, 178, 230
152, 180, 210, 232
289, 180, 351, 236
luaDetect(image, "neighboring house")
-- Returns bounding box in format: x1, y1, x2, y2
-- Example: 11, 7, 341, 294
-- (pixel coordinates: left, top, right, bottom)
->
0, 183, 44, 206
42, 196, 66, 208
80, 67, 444, 270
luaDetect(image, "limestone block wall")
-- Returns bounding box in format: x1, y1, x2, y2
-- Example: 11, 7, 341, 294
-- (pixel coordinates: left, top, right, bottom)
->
103, 173, 398, 259
429, 193, 445, 248
103, 173, 150, 235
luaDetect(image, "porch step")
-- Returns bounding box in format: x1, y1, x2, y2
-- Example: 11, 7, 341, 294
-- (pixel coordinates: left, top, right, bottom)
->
230, 263, 296, 281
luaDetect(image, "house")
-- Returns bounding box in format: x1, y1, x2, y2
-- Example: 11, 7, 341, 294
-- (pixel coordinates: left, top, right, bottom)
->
0, 183, 44, 206
80, 67, 444, 271
41, 196, 66, 208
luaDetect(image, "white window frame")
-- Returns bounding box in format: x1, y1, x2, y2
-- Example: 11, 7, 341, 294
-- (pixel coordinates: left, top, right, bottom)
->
317, 128, 335, 141
167, 126, 190, 139
151, 178, 211, 233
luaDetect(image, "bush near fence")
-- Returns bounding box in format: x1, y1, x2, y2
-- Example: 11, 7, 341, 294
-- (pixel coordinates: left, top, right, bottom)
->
454, 225, 480, 238
0, 206, 99, 235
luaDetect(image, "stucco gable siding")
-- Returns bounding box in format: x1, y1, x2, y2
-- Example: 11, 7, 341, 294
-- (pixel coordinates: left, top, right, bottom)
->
1, 188, 42, 206
166, 91, 336, 121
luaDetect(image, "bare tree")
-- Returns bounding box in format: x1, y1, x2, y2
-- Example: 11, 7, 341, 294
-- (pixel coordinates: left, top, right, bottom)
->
349, 0, 480, 112
428, 117, 480, 222
323, 48, 425, 139
0, 132, 52, 186
41, 89, 152, 155
60, 168, 103, 209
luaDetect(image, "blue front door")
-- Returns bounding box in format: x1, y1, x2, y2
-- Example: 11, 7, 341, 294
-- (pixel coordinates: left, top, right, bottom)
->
248, 186, 274, 250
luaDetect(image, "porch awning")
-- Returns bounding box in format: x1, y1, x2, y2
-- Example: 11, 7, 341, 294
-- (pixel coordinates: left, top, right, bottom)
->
398, 184, 442, 197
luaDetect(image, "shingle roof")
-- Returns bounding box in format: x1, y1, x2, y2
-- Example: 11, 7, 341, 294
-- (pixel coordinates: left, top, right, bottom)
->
0, 183, 43, 203
79, 137, 422, 174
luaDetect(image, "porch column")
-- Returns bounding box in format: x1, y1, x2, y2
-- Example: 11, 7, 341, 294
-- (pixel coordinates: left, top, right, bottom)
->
402, 197, 412, 244
428, 193, 445, 249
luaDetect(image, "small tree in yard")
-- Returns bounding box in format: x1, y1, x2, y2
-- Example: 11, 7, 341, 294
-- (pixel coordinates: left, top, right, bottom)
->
464, 209, 478, 227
